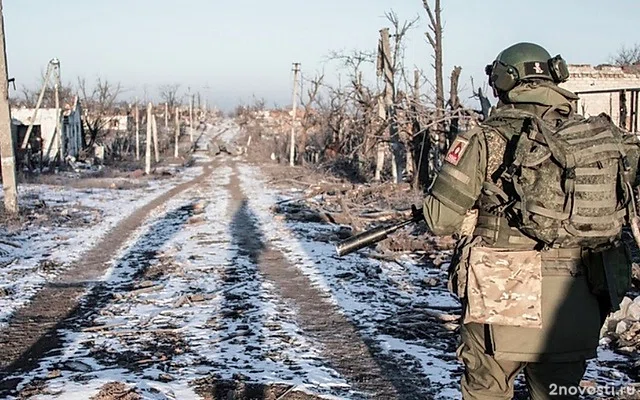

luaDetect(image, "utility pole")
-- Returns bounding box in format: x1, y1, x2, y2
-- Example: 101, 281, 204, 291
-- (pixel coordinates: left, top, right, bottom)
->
164, 102, 168, 128
0, 1, 17, 213
289, 62, 300, 166
145, 102, 152, 175
152, 113, 159, 163
51, 58, 63, 164
375, 27, 401, 183
135, 99, 140, 160
189, 94, 194, 142
174, 107, 180, 158
21, 60, 55, 150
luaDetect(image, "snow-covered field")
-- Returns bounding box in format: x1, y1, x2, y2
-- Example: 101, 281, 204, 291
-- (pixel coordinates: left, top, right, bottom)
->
0, 163, 204, 328
238, 164, 462, 399
2, 157, 461, 399
1, 120, 638, 399
6, 166, 351, 400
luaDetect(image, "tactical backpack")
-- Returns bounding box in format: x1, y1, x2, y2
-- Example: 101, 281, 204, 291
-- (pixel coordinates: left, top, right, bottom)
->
488, 109, 638, 249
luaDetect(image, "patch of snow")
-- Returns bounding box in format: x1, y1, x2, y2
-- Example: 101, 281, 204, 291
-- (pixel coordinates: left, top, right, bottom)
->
7, 166, 347, 400
236, 164, 461, 397
0, 163, 205, 328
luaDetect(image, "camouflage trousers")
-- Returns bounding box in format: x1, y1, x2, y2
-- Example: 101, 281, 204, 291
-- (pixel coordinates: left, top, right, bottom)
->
457, 323, 587, 400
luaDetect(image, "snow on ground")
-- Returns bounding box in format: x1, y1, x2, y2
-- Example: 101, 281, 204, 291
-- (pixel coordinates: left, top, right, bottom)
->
236, 163, 640, 399
7, 167, 348, 400
4, 136, 638, 399
0, 123, 226, 328
214, 119, 242, 144
237, 164, 462, 398
0, 163, 204, 328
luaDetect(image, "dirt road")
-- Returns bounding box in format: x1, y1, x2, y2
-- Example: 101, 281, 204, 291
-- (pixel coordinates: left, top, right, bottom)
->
0, 121, 634, 400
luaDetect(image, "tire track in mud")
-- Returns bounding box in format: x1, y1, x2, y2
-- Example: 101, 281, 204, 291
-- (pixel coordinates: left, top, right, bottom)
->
226, 163, 421, 400
0, 159, 218, 388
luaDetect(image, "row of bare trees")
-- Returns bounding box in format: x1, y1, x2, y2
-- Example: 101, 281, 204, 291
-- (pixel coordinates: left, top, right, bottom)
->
233, 7, 640, 191
238, 1, 483, 189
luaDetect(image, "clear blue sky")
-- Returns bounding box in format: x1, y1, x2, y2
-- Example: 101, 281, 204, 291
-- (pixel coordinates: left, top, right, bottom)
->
4, 0, 640, 110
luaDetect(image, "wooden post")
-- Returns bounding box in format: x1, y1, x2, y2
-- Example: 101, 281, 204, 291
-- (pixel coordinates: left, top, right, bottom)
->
621, 90, 628, 130
145, 102, 152, 174
0, 0, 18, 213
164, 102, 168, 128
174, 107, 179, 158
152, 113, 159, 163
21, 62, 54, 149
289, 62, 300, 166
189, 95, 194, 142
376, 28, 401, 182
135, 100, 140, 160
53, 60, 63, 163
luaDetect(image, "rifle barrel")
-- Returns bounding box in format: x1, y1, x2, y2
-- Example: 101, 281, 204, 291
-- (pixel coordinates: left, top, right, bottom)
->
335, 219, 414, 257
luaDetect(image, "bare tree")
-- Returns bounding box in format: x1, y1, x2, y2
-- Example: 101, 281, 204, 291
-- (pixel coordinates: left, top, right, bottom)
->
471, 76, 492, 120
159, 84, 181, 109
421, 0, 444, 150
78, 77, 123, 147
384, 10, 420, 84
15, 79, 74, 109
610, 43, 640, 66
383, 10, 420, 182
327, 49, 379, 156
447, 66, 462, 138
299, 73, 324, 163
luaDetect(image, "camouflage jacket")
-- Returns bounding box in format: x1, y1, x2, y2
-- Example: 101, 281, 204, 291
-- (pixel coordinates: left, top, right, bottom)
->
422, 81, 637, 362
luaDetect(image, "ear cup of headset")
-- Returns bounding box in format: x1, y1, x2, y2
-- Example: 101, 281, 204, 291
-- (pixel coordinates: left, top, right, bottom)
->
490, 62, 519, 92
548, 55, 570, 83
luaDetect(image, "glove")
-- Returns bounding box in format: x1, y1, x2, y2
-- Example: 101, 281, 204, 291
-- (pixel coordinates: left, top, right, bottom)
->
411, 204, 424, 222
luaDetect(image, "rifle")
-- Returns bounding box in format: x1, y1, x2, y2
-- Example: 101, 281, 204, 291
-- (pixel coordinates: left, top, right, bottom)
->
335, 205, 424, 257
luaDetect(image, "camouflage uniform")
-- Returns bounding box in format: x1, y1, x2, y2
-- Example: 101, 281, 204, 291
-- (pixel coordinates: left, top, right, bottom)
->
423, 43, 639, 400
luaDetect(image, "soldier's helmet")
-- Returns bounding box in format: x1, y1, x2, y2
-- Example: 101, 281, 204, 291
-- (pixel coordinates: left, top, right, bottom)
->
485, 42, 570, 94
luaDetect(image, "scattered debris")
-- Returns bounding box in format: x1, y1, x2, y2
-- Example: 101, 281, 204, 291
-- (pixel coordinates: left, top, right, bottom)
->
90, 382, 141, 400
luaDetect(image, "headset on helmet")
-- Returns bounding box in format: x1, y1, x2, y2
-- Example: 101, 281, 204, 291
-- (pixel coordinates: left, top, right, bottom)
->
485, 43, 570, 93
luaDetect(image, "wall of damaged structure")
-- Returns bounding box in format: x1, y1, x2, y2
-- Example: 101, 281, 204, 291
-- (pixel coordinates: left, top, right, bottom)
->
63, 102, 83, 159
11, 100, 83, 163
561, 64, 640, 131
11, 108, 61, 161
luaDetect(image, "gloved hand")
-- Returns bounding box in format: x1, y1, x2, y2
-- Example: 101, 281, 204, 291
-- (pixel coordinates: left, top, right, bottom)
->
411, 204, 424, 222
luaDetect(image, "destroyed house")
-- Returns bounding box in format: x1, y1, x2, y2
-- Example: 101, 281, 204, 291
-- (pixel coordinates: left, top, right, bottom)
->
11, 97, 83, 164
562, 64, 640, 133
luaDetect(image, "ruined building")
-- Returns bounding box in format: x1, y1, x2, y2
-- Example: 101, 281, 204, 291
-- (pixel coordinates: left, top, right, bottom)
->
561, 64, 640, 132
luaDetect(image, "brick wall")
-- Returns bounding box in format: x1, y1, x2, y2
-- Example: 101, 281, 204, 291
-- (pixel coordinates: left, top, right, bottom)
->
560, 64, 640, 130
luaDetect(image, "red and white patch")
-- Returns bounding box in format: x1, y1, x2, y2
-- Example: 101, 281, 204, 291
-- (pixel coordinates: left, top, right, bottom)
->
444, 137, 469, 166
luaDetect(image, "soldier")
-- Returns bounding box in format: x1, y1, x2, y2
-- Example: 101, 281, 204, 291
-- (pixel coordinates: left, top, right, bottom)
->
422, 42, 640, 399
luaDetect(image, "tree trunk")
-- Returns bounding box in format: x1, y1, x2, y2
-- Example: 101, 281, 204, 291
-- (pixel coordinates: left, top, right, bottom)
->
448, 66, 462, 142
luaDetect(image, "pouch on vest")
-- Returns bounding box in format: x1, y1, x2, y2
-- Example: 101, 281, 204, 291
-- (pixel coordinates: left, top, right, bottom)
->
463, 247, 543, 328
583, 244, 632, 310
447, 235, 481, 299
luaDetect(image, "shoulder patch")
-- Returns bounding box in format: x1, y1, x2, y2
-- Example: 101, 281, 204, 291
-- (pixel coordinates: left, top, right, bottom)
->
445, 137, 469, 166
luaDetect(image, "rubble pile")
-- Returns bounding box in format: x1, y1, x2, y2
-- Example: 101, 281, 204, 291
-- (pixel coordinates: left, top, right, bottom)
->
603, 296, 640, 355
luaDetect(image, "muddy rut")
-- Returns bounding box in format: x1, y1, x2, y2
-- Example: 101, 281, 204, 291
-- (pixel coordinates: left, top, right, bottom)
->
0, 161, 216, 386
226, 163, 432, 400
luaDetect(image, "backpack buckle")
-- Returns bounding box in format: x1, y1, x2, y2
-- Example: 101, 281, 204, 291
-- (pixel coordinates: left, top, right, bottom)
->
622, 156, 631, 172
563, 167, 576, 180
504, 164, 519, 180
